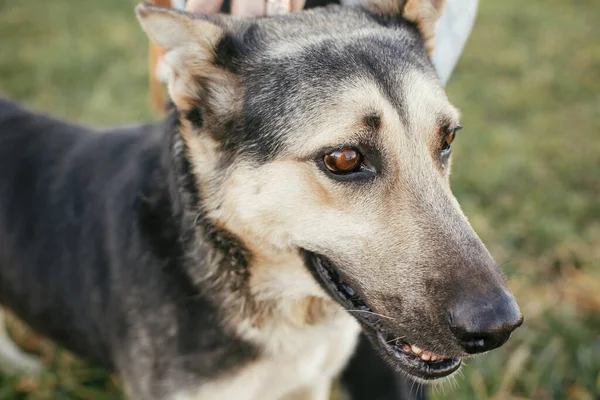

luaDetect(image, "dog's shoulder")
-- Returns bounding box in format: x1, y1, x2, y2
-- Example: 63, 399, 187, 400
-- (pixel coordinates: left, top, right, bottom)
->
0, 98, 167, 368
0, 97, 23, 120
0, 97, 93, 139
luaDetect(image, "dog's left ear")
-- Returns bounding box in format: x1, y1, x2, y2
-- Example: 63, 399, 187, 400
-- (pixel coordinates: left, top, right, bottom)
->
136, 2, 242, 121
361, 0, 447, 56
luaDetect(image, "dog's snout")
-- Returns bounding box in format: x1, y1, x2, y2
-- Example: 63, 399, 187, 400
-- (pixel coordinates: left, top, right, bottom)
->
449, 290, 523, 354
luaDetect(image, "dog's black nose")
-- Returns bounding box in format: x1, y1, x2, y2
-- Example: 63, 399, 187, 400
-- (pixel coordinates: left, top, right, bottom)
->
449, 290, 523, 354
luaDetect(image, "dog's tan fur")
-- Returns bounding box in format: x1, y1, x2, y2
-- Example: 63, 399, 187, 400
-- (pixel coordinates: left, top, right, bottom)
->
402, 0, 446, 55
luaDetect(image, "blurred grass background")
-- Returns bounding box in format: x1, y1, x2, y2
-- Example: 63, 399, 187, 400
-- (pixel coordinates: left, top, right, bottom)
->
0, 0, 599, 398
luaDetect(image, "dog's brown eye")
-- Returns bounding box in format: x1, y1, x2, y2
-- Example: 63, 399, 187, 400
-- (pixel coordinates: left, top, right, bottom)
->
442, 131, 455, 150
441, 126, 461, 153
324, 148, 362, 174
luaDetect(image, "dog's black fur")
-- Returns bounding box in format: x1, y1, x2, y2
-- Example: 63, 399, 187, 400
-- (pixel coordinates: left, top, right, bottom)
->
0, 99, 261, 392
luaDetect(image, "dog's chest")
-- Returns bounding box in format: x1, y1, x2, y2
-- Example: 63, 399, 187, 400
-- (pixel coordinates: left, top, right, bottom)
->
256, 312, 361, 396
176, 312, 360, 400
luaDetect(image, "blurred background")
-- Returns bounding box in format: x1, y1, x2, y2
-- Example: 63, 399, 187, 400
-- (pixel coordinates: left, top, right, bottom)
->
0, 0, 598, 398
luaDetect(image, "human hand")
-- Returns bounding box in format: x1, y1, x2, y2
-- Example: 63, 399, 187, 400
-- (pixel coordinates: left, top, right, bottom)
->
185, 0, 306, 16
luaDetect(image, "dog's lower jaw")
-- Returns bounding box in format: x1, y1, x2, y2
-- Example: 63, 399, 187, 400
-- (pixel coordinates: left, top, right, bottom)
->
372, 331, 462, 381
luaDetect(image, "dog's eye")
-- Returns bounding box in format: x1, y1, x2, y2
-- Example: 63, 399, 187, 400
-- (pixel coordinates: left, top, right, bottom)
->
441, 126, 462, 154
324, 148, 362, 174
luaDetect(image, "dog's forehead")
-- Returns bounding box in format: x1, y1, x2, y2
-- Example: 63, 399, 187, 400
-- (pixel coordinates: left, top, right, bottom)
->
232, 10, 453, 158
248, 6, 425, 59
253, 6, 415, 44
240, 6, 441, 110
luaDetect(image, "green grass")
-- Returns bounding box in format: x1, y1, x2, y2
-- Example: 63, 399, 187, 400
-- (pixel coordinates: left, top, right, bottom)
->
1, 0, 599, 398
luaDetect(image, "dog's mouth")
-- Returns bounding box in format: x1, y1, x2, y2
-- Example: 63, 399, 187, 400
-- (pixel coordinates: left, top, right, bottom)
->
375, 332, 462, 380
303, 251, 462, 380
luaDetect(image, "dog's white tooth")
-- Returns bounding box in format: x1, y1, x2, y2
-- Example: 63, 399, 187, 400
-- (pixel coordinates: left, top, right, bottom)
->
430, 355, 438, 361
420, 352, 431, 361
411, 345, 422, 354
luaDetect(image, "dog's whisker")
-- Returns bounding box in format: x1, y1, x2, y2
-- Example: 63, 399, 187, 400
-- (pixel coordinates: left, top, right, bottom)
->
193, 211, 202, 227
385, 335, 406, 344
340, 309, 396, 321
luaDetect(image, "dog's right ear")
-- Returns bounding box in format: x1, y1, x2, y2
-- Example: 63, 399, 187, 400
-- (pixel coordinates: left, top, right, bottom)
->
357, 0, 447, 56
136, 3, 242, 122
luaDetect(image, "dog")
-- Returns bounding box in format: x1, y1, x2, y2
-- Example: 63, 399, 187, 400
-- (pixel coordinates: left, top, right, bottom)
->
0, 0, 523, 398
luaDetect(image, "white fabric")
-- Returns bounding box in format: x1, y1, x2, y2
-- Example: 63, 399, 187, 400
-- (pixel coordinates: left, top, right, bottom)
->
432, 0, 478, 86
172, 0, 187, 10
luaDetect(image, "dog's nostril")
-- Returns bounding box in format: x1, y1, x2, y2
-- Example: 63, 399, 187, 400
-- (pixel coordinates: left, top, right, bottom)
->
466, 337, 485, 348
451, 330, 508, 354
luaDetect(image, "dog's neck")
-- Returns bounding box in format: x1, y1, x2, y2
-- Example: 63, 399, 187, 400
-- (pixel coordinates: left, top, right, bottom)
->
158, 111, 251, 287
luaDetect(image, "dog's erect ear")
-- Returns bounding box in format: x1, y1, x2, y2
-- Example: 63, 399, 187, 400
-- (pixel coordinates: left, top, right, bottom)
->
359, 0, 447, 55
402, 0, 446, 55
136, 3, 242, 119
136, 3, 223, 55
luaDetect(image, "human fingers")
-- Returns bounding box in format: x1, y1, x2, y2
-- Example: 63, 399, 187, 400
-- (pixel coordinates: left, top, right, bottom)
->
185, 0, 226, 14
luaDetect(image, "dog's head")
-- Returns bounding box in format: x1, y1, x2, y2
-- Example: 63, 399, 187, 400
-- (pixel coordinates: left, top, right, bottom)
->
137, 0, 522, 381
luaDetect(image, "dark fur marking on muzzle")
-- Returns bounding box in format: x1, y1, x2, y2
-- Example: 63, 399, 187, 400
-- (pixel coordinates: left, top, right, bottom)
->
302, 251, 382, 329
302, 251, 463, 380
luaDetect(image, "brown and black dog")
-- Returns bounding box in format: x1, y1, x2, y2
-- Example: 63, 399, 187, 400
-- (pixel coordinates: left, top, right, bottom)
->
0, 0, 522, 398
